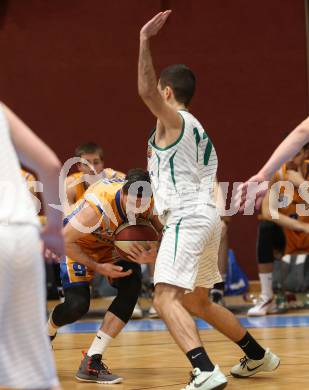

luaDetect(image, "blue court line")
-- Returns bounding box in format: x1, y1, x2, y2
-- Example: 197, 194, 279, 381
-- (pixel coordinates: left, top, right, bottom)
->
58, 315, 309, 334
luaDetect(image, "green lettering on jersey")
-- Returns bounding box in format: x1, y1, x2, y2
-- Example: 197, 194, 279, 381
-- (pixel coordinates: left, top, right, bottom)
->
204, 138, 213, 166
169, 150, 177, 190
193, 127, 201, 162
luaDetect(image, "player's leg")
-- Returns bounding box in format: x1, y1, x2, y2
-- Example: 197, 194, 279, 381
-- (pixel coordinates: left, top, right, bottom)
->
47, 257, 92, 339
210, 218, 229, 305
76, 260, 142, 384
48, 284, 91, 335
184, 218, 280, 378
153, 214, 227, 389
0, 226, 60, 390
154, 283, 227, 389
183, 287, 279, 377
248, 220, 286, 316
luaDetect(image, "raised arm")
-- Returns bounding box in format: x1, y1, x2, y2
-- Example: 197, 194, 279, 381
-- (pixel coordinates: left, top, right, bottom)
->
2, 103, 64, 255
238, 117, 309, 212
257, 117, 309, 181
138, 11, 182, 130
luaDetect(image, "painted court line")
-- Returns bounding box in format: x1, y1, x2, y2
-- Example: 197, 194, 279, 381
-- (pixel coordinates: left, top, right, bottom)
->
58, 315, 309, 334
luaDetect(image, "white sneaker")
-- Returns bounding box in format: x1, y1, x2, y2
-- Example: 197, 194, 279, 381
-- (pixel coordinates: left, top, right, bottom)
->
148, 304, 159, 318
230, 348, 280, 378
247, 296, 275, 316
181, 366, 227, 390
131, 303, 143, 319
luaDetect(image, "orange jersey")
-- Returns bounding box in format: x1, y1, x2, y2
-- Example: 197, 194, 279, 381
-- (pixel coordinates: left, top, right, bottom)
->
64, 178, 154, 263
68, 168, 125, 202
274, 161, 309, 254
274, 161, 309, 223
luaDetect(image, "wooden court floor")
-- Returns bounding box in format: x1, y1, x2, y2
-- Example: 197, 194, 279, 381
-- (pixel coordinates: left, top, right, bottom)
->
53, 317, 309, 390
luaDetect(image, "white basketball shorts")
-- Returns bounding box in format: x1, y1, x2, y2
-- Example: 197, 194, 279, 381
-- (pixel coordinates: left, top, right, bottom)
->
154, 204, 222, 291
0, 225, 59, 389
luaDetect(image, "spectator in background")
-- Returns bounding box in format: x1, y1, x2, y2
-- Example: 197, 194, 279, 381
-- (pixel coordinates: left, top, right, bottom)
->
248, 145, 309, 316
65, 142, 125, 206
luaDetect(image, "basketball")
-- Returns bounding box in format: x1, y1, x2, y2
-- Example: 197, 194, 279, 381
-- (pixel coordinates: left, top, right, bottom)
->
114, 219, 158, 261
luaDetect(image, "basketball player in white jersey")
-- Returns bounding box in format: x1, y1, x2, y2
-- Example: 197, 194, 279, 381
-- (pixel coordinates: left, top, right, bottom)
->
239, 116, 309, 210
0, 103, 64, 389
135, 11, 279, 389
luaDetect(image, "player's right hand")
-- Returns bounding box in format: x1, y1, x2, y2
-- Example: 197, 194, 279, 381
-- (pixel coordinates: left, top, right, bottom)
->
95, 263, 133, 278
140, 10, 172, 40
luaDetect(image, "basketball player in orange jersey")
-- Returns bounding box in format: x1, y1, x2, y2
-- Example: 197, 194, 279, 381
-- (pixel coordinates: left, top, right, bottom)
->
135, 11, 279, 389
64, 143, 145, 317
248, 146, 309, 316
48, 169, 161, 384
0, 103, 64, 389
66, 142, 125, 205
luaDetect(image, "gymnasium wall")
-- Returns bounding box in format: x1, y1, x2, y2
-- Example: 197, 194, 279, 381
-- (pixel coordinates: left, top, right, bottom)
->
0, 0, 308, 278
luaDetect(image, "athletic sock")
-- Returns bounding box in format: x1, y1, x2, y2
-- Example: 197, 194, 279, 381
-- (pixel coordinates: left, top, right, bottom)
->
87, 330, 112, 357
259, 272, 273, 300
236, 331, 265, 360
47, 314, 58, 337
186, 347, 215, 372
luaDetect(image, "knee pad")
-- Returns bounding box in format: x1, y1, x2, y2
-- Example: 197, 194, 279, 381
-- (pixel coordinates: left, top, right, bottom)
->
52, 285, 90, 326
108, 262, 142, 323
257, 221, 286, 264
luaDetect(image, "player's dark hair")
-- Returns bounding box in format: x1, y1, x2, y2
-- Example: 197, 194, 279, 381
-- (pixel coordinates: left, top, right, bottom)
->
122, 168, 151, 198
159, 64, 196, 106
75, 142, 104, 160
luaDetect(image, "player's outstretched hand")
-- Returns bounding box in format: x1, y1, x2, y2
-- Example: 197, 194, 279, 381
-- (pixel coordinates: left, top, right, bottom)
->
95, 263, 133, 278
41, 225, 65, 261
140, 10, 172, 40
127, 242, 158, 264
236, 173, 268, 213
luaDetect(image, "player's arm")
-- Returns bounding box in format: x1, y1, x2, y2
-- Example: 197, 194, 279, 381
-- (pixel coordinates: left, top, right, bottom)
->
255, 118, 309, 182
2, 103, 64, 255
138, 11, 182, 131
239, 118, 309, 212
64, 203, 132, 278
65, 175, 77, 206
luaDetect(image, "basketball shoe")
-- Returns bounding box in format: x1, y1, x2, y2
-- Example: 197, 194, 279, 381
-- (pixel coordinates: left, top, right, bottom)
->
181, 366, 227, 390
231, 348, 280, 377
247, 295, 275, 316
76, 352, 123, 383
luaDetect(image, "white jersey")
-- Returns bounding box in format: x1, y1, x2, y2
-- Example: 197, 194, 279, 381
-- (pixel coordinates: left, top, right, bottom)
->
0, 105, 38, 226
147, 110, 218, 217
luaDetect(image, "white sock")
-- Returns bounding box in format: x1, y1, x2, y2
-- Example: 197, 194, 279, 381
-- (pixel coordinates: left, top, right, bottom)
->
47, 314, 58, 337
259, 273, 273, 300
87, 330, 113, 357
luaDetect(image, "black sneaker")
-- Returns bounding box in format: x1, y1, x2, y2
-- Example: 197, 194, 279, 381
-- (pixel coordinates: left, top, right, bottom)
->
75, 352, 123, 384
